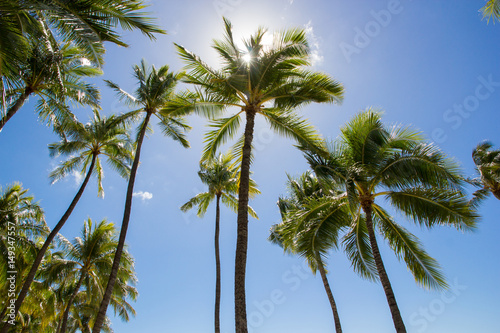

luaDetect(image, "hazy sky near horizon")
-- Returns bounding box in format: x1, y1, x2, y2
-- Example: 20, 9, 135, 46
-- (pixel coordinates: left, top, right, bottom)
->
1, 1, 499, 332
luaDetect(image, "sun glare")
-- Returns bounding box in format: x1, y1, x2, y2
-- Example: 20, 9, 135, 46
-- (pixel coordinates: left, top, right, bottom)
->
242, 53, 252, 63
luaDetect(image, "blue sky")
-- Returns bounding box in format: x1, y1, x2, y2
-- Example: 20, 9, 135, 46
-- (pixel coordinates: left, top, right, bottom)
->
1, 1, 499, 332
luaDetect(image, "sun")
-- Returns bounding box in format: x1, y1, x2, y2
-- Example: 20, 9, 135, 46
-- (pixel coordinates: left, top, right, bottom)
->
242, 53, 252, 63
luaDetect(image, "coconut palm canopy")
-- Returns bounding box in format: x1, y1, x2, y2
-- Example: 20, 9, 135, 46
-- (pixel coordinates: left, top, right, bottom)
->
0, 1, 498, 333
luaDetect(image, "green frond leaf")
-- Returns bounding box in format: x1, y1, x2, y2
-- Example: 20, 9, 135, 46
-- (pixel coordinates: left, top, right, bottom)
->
374, 205, 448, 290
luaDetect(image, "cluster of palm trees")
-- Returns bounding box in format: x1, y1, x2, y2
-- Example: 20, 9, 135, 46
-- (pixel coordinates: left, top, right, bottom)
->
1, 1, 163, 332
0, 184, 137, 332
1, 1, 499, 332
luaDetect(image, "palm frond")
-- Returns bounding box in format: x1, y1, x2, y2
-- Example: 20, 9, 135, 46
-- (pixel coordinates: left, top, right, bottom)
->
260, 108, 325, 155
156, 114, 191, 148
343, 215, 378, 281
481, 0, 500, 23
387, 188, 478, 231
180, 192, 213, 217
374, 205, 448, 290
202, 112, 243, 161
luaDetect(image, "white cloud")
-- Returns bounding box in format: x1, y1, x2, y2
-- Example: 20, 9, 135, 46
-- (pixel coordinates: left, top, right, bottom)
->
304, 21, 324, 66
133, 191, 153, 201
80, 57, 91, 66
72, 170, 84, 186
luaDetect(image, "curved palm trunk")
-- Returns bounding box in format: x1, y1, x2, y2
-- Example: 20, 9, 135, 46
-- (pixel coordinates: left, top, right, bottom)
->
315, 253, 342, 333
92, 112, 152, 333
0, 87, 32, 132
59, 270, 86, 333
234, 110, 256, 333
361, 201, 407, 333
0, 154, 97, 333
214, 194, 221, 333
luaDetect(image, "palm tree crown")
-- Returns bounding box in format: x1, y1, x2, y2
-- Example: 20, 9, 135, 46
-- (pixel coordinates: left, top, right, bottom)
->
181, 153, 259, 218
176, 18, 344, 161
1, 40, 102, 133
471, 141, 500, 201
49, 109, 133, 197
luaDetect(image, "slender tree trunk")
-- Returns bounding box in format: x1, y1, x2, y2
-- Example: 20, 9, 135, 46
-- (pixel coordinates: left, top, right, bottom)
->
92, 112, 152, 333
0, 87, 32, 132
214, 194, 221, 333
56, 316, 63, 333
315, 253, 342, 333
0, 155, 97, 333
362, 201, 407, 333
59, 270, 86, 333
234, 109, 256, 333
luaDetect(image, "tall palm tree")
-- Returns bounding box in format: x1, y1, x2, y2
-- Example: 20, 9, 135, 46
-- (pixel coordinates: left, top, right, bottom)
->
92, 60, 191, 333
0, 0, 166, 77
0, 110, 133, 332
0, 39, 101, 133
40, 218, 137, 333
302, 109, 478, 332
180, 153, 259, 333
269, 172, 347, 333
471, 141, 500, 202
176, 18, 344, 332
481, 0, 500, 23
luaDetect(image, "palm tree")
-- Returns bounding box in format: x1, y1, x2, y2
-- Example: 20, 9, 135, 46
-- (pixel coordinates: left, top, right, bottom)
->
0, 110, 133, 332
0, 183, 48, 322
471, 141, 500, 202
180, 153, 258, 333
269, 172, 347, 333
481, 0, 500, 23
0, 0, 166, 77
302, 109, 478, 332
176, 18, 344, 332
40, 218, 137, 333
92, 60, 192, 333
0, 39, 101, 133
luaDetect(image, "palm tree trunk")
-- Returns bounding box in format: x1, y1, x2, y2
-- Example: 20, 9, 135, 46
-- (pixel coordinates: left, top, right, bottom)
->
0, 154, 97, 333
234, 109, 256, 333
215, 194, 221, 333
315, 253, 342, 333
361, 201, 407, 333
0, 87, 32, 132
56, 316, 63, 333
92, 111, 152, 333
59, 270, 86, 333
